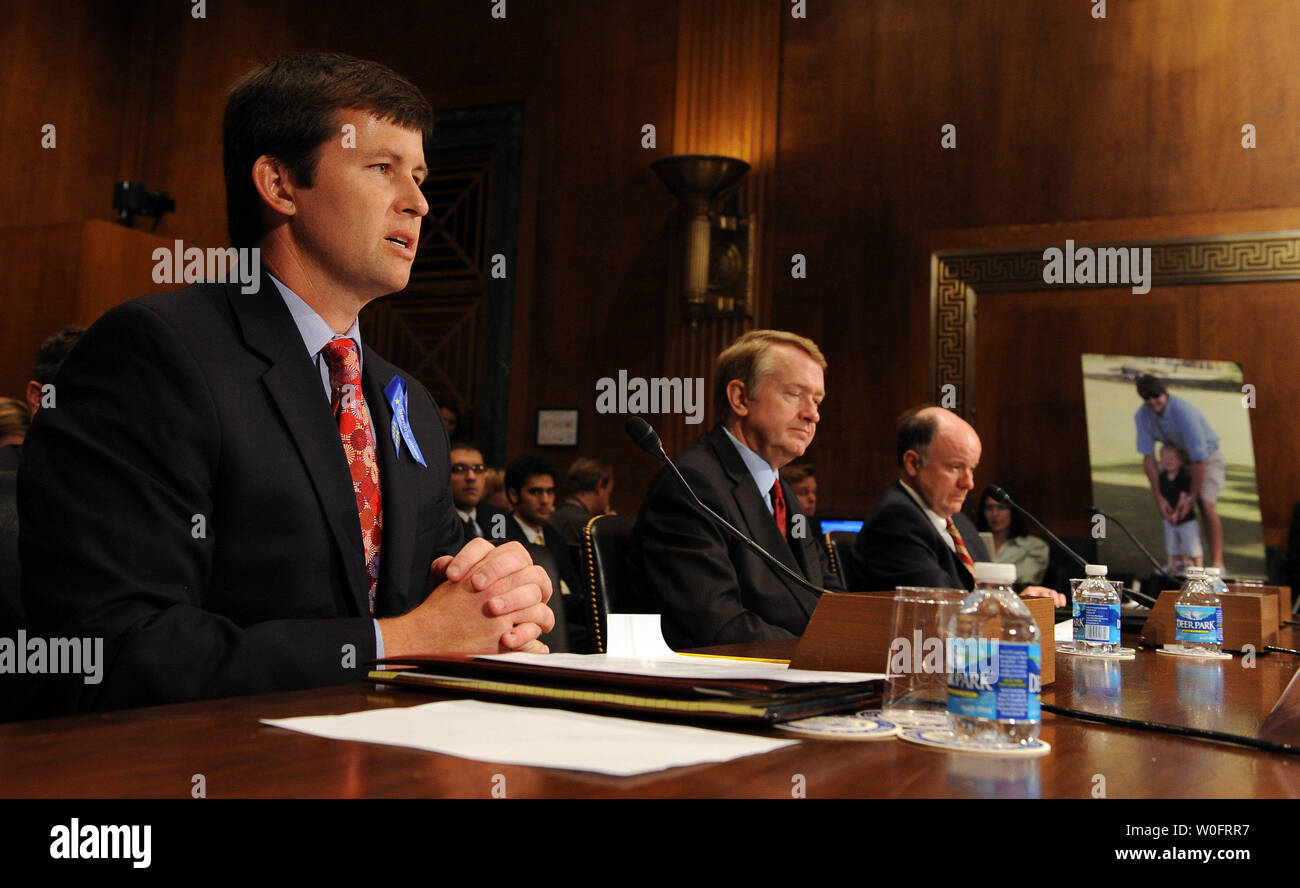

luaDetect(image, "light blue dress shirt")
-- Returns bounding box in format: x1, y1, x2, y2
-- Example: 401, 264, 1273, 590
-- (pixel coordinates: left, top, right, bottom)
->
722, 426, 781, 515
1134, 393, 1220, 462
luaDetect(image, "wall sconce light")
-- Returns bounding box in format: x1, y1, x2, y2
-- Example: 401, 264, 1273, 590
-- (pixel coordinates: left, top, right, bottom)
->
652, 154, 756, 322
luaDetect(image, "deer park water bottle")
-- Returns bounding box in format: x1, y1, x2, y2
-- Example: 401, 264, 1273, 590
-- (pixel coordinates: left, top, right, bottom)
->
1174, 567, 1223, 654
1073, 563, 1121, 653
947, 562, 1042, 746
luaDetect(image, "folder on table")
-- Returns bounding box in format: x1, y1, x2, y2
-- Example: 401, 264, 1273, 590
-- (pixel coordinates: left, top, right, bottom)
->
368, 654, 883, 724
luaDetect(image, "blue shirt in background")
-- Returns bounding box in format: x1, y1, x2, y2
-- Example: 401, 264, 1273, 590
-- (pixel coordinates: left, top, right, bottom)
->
1134, 393, 1220, 462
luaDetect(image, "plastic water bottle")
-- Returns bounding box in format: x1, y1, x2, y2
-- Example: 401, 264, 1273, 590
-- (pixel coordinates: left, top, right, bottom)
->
1072, 564, 1121, 653
1174, 566, 1223, 654
947, 562, 1042, 746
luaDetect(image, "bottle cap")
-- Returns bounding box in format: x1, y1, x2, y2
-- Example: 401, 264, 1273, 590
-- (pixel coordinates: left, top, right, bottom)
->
973, 562, 1017, 585
1205, 567, 1221, 577
1185, 567, 1205, 577
1085, 563, 1108, 576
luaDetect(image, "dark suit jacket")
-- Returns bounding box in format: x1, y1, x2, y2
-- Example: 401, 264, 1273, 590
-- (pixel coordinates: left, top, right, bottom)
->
503, 514, 591, 652
627, 424, 837, 649
851, 481, 990, 592
548, 499, 593, 549
18, 278, 464, 713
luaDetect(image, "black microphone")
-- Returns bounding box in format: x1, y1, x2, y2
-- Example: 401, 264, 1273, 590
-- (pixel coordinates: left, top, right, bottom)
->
625, 415, 662, 455
624, 417, 829, 601
987, 484, 1088, 572
1087, 505, 1171, 606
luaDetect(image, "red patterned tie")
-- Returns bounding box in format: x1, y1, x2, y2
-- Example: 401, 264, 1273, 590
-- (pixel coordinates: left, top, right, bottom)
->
946, 517, 976, 578
770, 480, 787, 539
322, 339, 382, 614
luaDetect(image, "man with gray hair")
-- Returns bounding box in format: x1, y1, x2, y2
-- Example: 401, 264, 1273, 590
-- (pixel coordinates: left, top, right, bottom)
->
628, 329, 839, 649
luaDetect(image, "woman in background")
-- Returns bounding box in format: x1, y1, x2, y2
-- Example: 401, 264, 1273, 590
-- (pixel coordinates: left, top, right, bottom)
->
975, 482, 1049, 585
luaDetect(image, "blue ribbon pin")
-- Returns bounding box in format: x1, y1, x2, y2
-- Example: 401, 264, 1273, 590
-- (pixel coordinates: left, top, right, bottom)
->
384, 376, 426, 467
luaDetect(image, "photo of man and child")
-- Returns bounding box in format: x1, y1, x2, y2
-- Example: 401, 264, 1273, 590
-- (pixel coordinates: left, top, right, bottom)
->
1082, 354, 1266, 580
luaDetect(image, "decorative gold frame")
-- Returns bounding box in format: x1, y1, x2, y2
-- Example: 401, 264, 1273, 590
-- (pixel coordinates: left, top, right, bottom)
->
930, 231, 1300, 417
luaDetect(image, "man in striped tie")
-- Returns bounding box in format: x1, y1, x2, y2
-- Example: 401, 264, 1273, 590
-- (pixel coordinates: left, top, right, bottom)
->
852, 405, 1064, 604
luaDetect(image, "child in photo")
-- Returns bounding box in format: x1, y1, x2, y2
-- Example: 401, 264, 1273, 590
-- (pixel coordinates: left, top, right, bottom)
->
1158, 443, 1203, 572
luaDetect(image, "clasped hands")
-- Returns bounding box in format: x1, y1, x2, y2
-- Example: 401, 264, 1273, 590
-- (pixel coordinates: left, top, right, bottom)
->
379, 538, 555, 658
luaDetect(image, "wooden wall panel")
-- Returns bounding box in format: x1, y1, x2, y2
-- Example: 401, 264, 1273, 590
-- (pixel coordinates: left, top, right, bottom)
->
9, 0, 1300, 548
774, 1, 1300, 548
0, 3, 136, 230
0, 222, 173, 396
3, 1, 682, 510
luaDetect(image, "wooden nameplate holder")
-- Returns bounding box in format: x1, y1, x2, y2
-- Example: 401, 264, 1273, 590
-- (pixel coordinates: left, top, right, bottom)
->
1226, 583, 1292, 628
790, 591, 1056, 685
1139, 588, 1280, 652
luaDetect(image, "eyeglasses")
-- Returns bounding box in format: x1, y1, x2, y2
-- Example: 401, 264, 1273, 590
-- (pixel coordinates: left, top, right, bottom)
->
450, 464, 486, 475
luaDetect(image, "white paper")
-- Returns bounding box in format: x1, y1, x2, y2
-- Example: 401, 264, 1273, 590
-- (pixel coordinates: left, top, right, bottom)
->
478, 612, 884, 683
605, 613, 680, 659
1054, 618, 1074, 641
262, 699, 797, 777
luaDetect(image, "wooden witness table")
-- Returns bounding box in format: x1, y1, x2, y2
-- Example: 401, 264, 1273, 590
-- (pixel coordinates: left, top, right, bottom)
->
1, 635, 1298, 799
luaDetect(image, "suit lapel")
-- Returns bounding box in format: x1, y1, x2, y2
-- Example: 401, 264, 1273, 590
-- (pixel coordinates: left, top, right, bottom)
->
228, 279, 369, 616
893, 481, 968, 588
707, 428, 802, 577
363, 359, 419, 615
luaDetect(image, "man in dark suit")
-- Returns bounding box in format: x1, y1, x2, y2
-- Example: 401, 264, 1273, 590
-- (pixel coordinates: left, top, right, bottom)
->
548, 457, 614, 548
852, 405, 1064, 604
17, 52, 552, 714
628, 330, 839, 649
450, 443, 509, 543
501, 455, 591, 652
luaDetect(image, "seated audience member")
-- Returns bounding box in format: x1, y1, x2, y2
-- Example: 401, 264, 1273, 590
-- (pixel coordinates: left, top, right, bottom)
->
482, 466, 509, 511
549, 457, 615, 547
440, 404, 462, 443
450, 443, 508, 543
0, 398, 27, 470
851, 405, 1064, 605
975, 483, 1049, 586
779, 462, 821, 539
25, 326, 86, 419
628, 330, 840, 649
504, 454, 589, 650
18, 52, 553, 714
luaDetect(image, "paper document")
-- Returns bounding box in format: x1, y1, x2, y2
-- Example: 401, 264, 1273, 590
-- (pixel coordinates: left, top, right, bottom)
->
606, 612, 680, 659
262, 699, 797, 777
1054, 618, 1074, 642
478, 613, 885, 683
